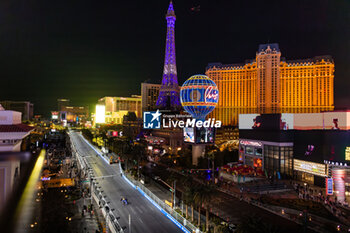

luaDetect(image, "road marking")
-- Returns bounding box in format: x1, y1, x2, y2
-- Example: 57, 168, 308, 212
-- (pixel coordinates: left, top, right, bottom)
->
93, 175, 119, 179
130, 208, 136, 215
136, 206, 143, 214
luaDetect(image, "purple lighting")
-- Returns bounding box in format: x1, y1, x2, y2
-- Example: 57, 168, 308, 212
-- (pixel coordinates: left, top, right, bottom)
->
156, 1, 181, 110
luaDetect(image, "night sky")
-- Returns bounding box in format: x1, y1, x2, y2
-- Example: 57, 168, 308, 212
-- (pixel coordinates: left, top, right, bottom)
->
0, 0, 349, 115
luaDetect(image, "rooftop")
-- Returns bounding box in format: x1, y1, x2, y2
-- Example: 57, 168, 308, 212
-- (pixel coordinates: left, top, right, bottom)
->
0, 124, 34, 133
258, 43, 280, 52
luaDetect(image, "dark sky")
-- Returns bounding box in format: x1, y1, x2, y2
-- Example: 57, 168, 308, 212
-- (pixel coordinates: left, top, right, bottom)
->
0, 0, 349, 115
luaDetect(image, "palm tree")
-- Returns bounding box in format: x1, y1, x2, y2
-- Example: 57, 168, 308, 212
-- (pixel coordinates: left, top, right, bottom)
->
206, 146, 219, 184
166, 172, 177, 208
182, 176, 194, 218
194, 184, 216, 232
183, 185, 195, 219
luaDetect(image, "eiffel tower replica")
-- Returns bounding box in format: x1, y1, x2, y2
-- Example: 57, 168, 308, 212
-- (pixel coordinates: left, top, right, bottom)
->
156, 1, 181, 111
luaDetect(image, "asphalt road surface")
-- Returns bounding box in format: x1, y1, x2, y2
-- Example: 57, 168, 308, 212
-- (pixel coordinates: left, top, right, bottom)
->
69, 131, 182, 233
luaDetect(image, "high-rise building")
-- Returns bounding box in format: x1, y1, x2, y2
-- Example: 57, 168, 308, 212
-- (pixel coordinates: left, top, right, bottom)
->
57, 99, 70, 111
156, 1, 181, 110
206, 43, 335, 126
0, 101, 34, 121
98, 95, 142, 124
141, 83, 161, 113
56, 99, 89, 123
60, 106, 89, 123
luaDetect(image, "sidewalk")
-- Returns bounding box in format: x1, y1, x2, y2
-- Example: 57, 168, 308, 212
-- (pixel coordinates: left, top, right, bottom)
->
68, 188, 101, 233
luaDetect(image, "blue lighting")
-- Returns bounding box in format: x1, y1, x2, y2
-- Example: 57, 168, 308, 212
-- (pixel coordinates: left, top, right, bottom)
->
156, 1, 181, 110
120, 162, 191, 233
82, 133, 193, 233
80, 135, 110, 164
180, 75, 219, 120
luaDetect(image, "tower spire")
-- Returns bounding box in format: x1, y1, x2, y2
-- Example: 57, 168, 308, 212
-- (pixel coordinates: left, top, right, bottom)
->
166, 1, 176, 18
156, 0, 181, 110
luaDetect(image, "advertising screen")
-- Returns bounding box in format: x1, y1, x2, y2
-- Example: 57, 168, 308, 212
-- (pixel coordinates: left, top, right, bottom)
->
239, 113, 293, 130
293, 112, 350, 130
294, 159, 327, 177
240, 112, 350, 130
326, 178, 333, 195
239, 114, 259, 129
346, 147, 350, 161
195, 127, 215, 144
323, 112, 350, 130
294, 130, 350, 163
183, 127, 195, 143
95, 105, 105, 123
52, 114, 58, 120
281, 114, 294, 130
293, 113, 324, 130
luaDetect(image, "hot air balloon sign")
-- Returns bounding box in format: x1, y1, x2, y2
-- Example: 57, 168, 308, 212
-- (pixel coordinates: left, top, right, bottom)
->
180, 75, 219, 121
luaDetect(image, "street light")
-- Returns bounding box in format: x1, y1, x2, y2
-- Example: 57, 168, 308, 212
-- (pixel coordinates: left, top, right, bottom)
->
157, 178, 176, 209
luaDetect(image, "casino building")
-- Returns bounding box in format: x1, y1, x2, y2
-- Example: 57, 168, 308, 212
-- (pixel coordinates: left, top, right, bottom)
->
206, 43, 334, 126
239, 112, 350, 202
98, 96, 142, 124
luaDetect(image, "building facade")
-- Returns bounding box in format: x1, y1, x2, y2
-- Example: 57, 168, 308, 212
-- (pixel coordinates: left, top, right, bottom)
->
239, 112, 350, 203
141, 83, 161, 113
206, 43, 334, 126
98, 95, 142, 124
0, 107, 34, 152
0, 105, 33, 213
57, 99, 70, 111
0, 101, 34, 121
60, 106, 89, 123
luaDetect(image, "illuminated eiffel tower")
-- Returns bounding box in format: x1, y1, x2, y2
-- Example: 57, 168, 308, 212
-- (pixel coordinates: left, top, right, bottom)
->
156, 1, 181, 111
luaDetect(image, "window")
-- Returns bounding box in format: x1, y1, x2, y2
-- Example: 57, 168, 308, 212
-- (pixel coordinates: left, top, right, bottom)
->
245, 146, 254, 154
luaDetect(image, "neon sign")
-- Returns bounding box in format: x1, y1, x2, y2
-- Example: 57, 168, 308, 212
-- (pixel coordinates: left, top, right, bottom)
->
326, 178, 333, 195
239, 140, 262, 147
294, 159, 326, 177
345, 147, 350, 161
205, 86, 219, 103
180, 75, 219, 121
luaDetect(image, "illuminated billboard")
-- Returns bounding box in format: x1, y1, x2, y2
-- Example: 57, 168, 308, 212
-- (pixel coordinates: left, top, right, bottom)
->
293, 112, 350, 130
239, 113, 294, 130
239, 114, 259, 129
346, 147, 350, 161
294, 130, 350, 163
322, 112, 350, 130
293, 113, 324, 130
51, 111, 59, 120
95, 105, 106, 124
326, 178, 333, 195
294, 159, 327, 177
183, 127, 215, 144
195, 127, 215, 144
180, 75, 219, 120
183, 127, 195, 143
239, 112, 350, 130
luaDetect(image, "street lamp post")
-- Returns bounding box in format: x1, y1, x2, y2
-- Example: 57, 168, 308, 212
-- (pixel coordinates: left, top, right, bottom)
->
158, 178, 176, 209
173, 180, 176, 209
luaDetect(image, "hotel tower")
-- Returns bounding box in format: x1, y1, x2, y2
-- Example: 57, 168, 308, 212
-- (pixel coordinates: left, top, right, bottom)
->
206, 43, 334, 126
